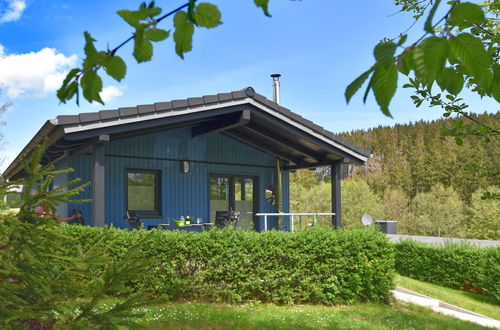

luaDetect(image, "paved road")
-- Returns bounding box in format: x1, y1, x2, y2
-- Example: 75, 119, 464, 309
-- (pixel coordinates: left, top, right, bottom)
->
387, 234, 500, 248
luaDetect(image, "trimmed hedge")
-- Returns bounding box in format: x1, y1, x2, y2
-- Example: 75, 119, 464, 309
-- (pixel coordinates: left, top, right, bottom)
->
394, 240, 500, 301
58, 226, 395, 305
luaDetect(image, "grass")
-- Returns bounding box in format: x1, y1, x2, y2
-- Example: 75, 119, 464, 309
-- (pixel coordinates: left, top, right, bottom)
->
127, 301, 488, 329
396, 275, 500, 319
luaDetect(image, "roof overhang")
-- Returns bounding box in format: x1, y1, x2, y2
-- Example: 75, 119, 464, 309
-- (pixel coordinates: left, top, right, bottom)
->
3, 88, 370, 179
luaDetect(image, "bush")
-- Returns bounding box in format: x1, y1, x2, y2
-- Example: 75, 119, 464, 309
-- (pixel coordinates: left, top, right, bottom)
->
58, 226, 395, 305
480, 247, 500, 301
395, 240, 500, 301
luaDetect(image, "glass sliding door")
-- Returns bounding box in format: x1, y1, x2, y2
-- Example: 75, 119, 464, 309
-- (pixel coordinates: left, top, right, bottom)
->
209, 175, 230, 225
209, 174, 257, 230
234, 177, 255, 230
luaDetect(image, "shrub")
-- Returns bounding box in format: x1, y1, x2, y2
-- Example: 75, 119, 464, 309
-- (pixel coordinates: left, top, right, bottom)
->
480, 247, 500, 301
59, 226, 395, 305
394, 240, 500, 301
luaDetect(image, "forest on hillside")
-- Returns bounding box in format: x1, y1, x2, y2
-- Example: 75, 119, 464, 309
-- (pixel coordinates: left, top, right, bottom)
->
290, 112, 500, 240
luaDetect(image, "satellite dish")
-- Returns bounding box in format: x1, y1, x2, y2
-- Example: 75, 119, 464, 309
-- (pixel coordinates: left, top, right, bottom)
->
362, 214, 373, 227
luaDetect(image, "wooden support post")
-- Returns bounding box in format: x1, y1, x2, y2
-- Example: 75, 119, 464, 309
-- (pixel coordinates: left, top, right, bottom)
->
92, 135, 108, 227
331, 162, 342, 228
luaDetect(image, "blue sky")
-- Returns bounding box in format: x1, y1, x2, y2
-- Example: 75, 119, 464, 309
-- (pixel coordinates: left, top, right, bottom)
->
0, 0, 498, 171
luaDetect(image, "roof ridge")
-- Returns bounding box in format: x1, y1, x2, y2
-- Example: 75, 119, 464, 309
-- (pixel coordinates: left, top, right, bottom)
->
53, 87, 370, 158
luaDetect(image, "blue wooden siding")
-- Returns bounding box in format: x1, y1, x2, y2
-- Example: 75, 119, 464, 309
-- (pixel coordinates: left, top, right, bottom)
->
65, 126, 290, 231
67, 154, 93, 225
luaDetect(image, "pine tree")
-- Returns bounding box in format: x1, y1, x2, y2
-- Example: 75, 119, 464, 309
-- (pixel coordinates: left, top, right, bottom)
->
0, 143, 161, 328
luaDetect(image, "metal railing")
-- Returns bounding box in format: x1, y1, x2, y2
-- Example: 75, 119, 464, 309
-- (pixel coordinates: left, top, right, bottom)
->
255, 212, 335, 232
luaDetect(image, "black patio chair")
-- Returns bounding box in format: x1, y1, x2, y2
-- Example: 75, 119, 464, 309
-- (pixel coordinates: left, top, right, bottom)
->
215, 210, 241, 229
126, 211, 142, 230
72, 209, 85, 225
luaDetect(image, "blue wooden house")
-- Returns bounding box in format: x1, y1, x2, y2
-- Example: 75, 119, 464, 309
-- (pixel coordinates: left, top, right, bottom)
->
3, 87, 369, 231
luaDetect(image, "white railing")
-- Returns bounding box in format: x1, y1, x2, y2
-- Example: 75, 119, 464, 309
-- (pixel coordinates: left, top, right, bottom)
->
255, 212, 335, 232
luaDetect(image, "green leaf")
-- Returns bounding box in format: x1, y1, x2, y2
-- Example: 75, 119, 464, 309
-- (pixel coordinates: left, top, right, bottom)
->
424, 0, 441, 33
492, 82, 500, 103
187, 0, 197, 24
117, 6, 162, 28
449, 33, 490, 85
80, 71, 104, 104
83, 32, 100, 71
363, 77, 372, 104
492, 64, 500, 83
194, 3, 222, 28
173, 11, 194, 59
57, 68, 81, 104
144, 28, 170, 42
133, 31, 153, 63
436, 67, 464, 95
412, 37, 448, 85
397, 48, 414, 75
117, 10, 142, 28
371, 64, 398, 117
61, 68, 81, 87
57, 81, 78, 104
448, 2, 485, 29
345, 67, 374, 104
254, 0, 271, 17
103, 56, 127, 81
374, 41, 397, 66
396, 34, 407, 47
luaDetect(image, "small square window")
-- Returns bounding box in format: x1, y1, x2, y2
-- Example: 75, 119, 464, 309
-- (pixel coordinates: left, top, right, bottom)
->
126, 169, 161, 216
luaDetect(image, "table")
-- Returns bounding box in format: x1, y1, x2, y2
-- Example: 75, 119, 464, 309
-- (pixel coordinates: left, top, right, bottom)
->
147, 223, 214, 231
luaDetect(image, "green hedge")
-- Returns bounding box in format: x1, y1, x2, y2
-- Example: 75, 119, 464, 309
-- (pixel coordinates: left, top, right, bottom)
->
58, 226, 395, 305
394, 240, 500, 301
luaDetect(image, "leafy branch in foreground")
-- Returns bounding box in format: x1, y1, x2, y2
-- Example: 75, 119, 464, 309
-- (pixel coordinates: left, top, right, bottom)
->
346, 1, 499, 117
58, 0, 270, 105
347, 0, 499, 199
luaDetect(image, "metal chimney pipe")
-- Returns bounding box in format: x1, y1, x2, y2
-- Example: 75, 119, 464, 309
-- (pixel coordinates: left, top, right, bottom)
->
271, 73, 281, 104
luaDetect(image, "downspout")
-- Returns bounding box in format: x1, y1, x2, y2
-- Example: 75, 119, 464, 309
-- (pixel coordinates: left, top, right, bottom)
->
271, 74, 284, 229
275, 158, 283, 228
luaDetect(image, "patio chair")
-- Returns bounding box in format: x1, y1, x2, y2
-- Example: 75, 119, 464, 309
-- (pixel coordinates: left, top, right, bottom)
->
72, 209, 85, 225
215, 210, 241, 229
126, 211, 142, 230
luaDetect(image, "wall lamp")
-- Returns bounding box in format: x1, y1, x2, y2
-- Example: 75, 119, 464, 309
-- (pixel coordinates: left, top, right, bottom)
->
181, 160, 190, 174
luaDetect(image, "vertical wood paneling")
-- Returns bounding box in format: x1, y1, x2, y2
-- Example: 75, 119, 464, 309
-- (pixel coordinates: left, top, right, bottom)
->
67, 126, 288, 230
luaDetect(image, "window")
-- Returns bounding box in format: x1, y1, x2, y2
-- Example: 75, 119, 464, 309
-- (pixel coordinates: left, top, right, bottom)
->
126, 169, 161, 216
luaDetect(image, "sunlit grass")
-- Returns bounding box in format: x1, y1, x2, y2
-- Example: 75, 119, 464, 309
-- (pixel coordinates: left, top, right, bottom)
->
118, 301, 487, 329
396, 275, 500, 320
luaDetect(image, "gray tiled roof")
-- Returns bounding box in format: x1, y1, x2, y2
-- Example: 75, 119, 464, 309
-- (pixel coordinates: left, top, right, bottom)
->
55, 87, 370, 158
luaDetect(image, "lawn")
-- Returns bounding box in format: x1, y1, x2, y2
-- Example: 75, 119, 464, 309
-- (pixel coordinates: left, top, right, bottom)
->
129, 301, 487, 329
395, 275, 500, 320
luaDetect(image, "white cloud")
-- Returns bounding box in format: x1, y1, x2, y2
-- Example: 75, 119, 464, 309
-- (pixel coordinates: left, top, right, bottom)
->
0, 0, 26, 23
0, 45, 77, 98
100, 85, 124, 104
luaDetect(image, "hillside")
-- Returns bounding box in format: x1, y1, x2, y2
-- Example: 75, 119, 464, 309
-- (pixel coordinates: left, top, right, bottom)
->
340, 112, 500, 201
